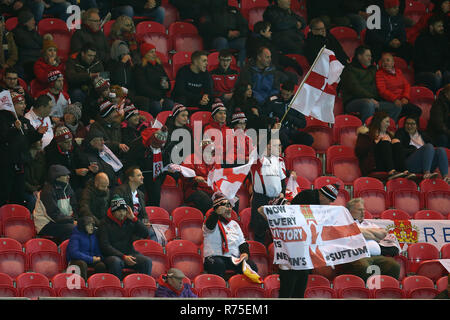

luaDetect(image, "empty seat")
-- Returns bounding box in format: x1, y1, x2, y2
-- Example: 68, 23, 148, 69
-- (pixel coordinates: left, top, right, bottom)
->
247, 241, 269, 280
413, 210, 445, 220
263, 274, 280, 298
136, 20, 166, 40
24, 238, 62, 279
304, 286, 336, 298
333, 115, 362, 148
0, 204, 35, 244
404, 0, 427, 25
401, 275, 436, 298
159, 186, 184, 219
332, 274, 366, 292
329, 26, 361, 59
307, 274, 331, 288
0, 238, 26, 278
165, 240, 203, 280
190, 111, 212, 128
172, 34, 204, 53
123, 273, 157, 297
407, 242, 440, 274
171, 207, 204, 246
303, 116, 333, 154
193, 273, 231, 298
326, 145, 362, 184
441, 243, 450, 259
380, 209, 411, 220
366, 274, 402, 299
337, 286, 372, 299
409, 86, 435, 123
238, 208, 254, 241
436, 276, 448, 292
0, 272, 18, 297
284, 144, 322, 183
353, 177, 388, 217
420, 178, 450, 215
228, 274, 265, 298
133, 240, 169, 279
87, 273, 126, 297
16, 272, 55, 298
51, 273, 90, 297
386, 178, 421, 216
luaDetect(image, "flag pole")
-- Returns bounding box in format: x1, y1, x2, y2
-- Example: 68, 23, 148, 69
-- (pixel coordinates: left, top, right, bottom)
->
279, 45, 327, 125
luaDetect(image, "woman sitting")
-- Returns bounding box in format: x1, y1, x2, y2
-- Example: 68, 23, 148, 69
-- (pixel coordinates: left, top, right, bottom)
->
395, 115, 449, 182
355, 111, 414, 180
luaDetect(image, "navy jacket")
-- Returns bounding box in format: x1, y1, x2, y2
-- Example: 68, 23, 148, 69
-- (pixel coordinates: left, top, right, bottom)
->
66, 226, 102, 264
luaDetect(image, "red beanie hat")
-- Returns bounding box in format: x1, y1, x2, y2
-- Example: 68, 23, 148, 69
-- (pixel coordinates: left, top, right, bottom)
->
140, 42, 156, 57
384, 0, 400, 9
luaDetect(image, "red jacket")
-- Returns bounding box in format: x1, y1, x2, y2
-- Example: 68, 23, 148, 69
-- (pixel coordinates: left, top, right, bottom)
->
375, 68, 410, 102
210, 67, 239, 97
181, 153, 221, 199
203, 119, 230, 164
33, 57, 68, 95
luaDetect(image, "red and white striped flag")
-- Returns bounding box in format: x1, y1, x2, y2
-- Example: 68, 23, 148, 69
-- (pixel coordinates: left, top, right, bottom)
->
290, 48, 344, 124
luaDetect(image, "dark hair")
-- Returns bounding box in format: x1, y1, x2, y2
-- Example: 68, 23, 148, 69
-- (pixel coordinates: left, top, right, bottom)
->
80, 42, 97, 54
368, 111, 390, 141
191, 50, 208, 63
123, 165, 140, 183
281, 80, 296, 92
404, 114, 419, 126
3, 67, 18, 76
353, 45, 371, 60
254, 20, 271, 34
309, 17, 324, 29
218, 49, 232, 59
428, 13, 445, 27
77, 215, 96, 234
34, 94, 52, 109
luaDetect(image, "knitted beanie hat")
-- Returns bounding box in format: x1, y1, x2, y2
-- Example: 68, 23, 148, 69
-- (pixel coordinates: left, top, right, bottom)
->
211, 98, 226, 117
319, 184, 340, 202
64, 102, 82, 122
54, 125, 73, 143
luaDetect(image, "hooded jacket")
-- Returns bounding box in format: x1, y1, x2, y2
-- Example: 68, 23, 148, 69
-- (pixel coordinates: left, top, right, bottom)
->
66, 225, 103, 264
155, 274, 197, 298
239, 62, 281, 105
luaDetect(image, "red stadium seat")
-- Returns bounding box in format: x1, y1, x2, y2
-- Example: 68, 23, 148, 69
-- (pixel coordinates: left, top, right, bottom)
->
207, 51, 238, 71
329, 26, 361, 59
193, 273, 231, 298
0, 238, 26, 278
285, 54, 310, 81
160, 185, 184, 217
441, 243, 450, 259
263, 274, 280, 298
248, 7, 266, 30
228, 274, 265, 298
303, 116, 333, 154
166, 240, 203, 280
333, 114, 362, 147
37, 18, 72, 61
168, 21, 198, 37
307, 274, 331, 288
172, 51, 192, 77
173, 34, 204, 53
0, 272, 18, 297
161, 2, 180, 28
51, 273, 90, 297
5, 17, 18, 31
386, 178, 419, 204
415, 260, 447, 282
366, 274, 403, 299
304, 286, 336, 298
58, 239, 69, 270
133, 240, 169, 279
171, 207, 204, 246
139, 33, 171, 56
145, 206, 175, 241
353, 177, 388, 217
16, 272, 55, 299
420, 178, 450, 215
136, 21, 166, 39
326, 145, 362, 184
284, 144, 322, 183
236, 186, 250, 213
102, 19, 115, 38
380, 209, 411, 220
407, 243, 440, 274
337, 287, 372, 298
401, 275, 436, 297
87, 273, 126, 297
247, 241, 269, 279
332, 274, 365, 292
409, 86, 435, 123
0, 204, 35, 244
238, 208, 254, 241
240, 0, 270, 20
24, 238, 63, 279
190, 111, 212, 128
436, 276, 448, 292
123, 273, 157, 297
413, 210, 445, 220
334, 96, 344, 116
295, 176, 313, 191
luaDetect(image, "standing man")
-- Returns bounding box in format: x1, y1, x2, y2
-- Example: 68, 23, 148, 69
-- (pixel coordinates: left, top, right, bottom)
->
24, 93, 54, 149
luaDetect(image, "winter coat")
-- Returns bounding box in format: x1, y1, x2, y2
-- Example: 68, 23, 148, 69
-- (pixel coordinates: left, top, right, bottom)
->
394, 127, 433, 158
340, 60, 379, 106
263, 4, 306, 35
66, 226, 102, 264
70, 24, 110, 63
426, 93, 450, 143
155, 274, 197, 298
365, 11, 406, 48
305, 32, 349, 66
97, 209, 149, 258
111, 183, 147, 221
239, 62, 281, 105
78, 179, 110, 224
375, 68, 410, 102
89, 119, 123, 156
24, 150, 47, 193
113, 0, 162, 15
65, 53, 104, 91
413, 30, 450, 74
0, 30, 18, 68
210, 66, 239, 98
172, 65, 213, 107
133, 61, 171, 101
355, 132, 378, 176
33, 57, 67, 94
12, 25, 42, 65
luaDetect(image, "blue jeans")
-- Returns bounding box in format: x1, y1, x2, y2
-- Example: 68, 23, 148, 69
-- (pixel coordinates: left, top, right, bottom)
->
415, 71, 450, 93
113, 6, 165, 25
104, 254, 152, 280
406, 144, 448, 175
29, 1, 71, 22
212, 37, 247, 66
344, 98, 401, 123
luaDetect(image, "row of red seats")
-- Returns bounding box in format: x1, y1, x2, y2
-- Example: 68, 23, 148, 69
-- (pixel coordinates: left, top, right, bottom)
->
0, 271, 446, 299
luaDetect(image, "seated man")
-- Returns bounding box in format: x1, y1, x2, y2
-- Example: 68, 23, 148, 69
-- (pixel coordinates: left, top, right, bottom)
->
98, 196, 152, 280
79, 172, 110, 225
339, 198, 401, 281
203, 192, 258, 279
155, 268, 197, 298
210, 49, 240, 103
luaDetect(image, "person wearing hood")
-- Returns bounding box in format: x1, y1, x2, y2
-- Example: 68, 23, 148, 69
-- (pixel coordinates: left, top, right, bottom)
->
203, 193, 258, 279
33, 164, 77, 244
97, 196, 152, 280
77, 129, 122, 188
66, 215, 106, 281
70, 8, 110, 63
340, 45, 402, 123
155, 268, 197, 298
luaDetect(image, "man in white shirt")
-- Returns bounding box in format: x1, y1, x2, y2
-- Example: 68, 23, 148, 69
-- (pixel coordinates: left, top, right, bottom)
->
24, 94, 54, 148
41, 70, 71, 122
250, 135, 287, 245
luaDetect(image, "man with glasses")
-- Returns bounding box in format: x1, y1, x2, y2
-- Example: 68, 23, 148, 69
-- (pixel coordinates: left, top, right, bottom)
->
304, 17, 350, 66
210, 49, 240, 103
0, 67, 34, 106
70, 8, 110, 63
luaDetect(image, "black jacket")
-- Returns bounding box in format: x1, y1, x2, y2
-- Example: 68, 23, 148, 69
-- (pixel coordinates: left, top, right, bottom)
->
413, 30, 450, 74
264, 96, 307, 130
98, 210, 149, 258
172, 65, 213, 107
12, 24, 42, 65
426, 93, 450, 142
394, 128, 433, 158
133, 62, 171, 101
79, 179, 110, 224
65, 53, 104, 91
263, 4, 306, 35
305, 32, 349, 66
70, 24, 110, 63
291, 189, 321, 205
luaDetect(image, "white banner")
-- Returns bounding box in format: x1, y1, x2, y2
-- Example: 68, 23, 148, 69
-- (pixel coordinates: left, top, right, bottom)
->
263, 205, 370, 270
366, 219, 450, 251
0, 90, 15, 113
